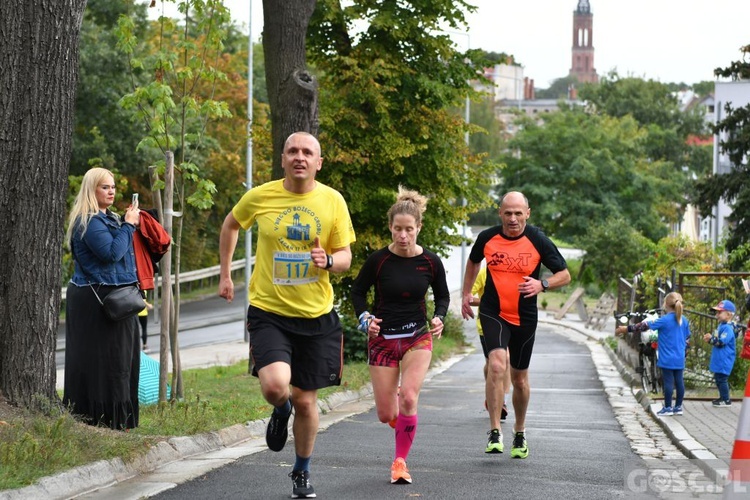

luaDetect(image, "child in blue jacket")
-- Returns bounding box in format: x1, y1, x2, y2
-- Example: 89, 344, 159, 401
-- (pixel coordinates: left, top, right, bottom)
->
616, 292, 691, 416
702, 300, 737, 407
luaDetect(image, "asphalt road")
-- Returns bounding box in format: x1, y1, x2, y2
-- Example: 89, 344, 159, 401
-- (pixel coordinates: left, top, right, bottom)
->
147, 322, 645, 500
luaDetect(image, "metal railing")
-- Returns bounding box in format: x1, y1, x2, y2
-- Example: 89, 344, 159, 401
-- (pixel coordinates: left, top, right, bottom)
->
60, 258, 252, 300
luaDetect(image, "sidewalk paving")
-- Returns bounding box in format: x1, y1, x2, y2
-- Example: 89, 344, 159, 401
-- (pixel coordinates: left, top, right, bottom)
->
12, 304, 744, 499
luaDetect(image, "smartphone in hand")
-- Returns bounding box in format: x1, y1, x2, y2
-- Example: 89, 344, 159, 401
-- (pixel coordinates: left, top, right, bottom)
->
132, 193, 139, 208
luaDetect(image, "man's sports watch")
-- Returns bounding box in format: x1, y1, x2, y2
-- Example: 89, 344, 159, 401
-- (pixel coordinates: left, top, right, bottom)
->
325, 254, 334, 270
541, 279, 549, 292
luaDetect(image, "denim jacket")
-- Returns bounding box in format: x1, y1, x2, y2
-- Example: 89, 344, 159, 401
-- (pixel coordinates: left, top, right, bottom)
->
69, 210, 138, 287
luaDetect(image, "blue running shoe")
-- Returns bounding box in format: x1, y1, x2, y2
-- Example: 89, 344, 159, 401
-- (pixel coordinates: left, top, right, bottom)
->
656, 406, 673, 416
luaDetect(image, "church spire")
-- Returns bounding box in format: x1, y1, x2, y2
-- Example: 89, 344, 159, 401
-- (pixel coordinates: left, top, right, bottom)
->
576, 0, 591, 14
569, 0, 598, 84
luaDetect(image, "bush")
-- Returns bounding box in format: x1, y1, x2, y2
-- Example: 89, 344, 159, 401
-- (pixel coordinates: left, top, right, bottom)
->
730, 328, 750, 391
583, 282, 603, 298
578, 216, 655, 289
566, 257, 582, 282
342, 314, 368, 363
441, 312, 467, 343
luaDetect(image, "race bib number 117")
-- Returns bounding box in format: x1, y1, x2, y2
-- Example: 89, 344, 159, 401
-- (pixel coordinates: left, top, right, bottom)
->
272, 251, 319, 285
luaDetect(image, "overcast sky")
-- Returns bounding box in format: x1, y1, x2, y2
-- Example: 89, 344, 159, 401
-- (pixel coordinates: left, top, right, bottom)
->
152, 0, 750, 89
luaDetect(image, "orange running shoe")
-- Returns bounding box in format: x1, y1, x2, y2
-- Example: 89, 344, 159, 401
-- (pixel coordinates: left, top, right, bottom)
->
388, 417, 398, 429
390, 457, 412, 484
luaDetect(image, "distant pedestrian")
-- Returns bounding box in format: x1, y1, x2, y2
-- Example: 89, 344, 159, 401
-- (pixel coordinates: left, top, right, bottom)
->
702, 300, 737, 407
218, 132, 355, 499
461, 191, 570, 459
138, 296, 154, 352
351, 186, 449, 485
616, 292, 691, 416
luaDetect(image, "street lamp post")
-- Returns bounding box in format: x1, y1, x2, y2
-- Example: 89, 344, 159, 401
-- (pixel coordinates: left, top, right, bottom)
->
244, 2, 253, 341
461, 86, 469, 289
443, 30, 471, 288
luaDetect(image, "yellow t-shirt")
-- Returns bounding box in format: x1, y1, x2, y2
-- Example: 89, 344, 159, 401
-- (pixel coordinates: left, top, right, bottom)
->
471, 266, 487, 335
232, 179, 356, 318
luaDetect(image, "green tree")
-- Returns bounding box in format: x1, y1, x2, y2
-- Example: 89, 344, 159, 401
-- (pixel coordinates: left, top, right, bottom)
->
641, 235, 722, 280
692, 80, 715, 97
71, 0, 150, 176
307, 0, 496, 306
116, 0, 235, 400
500, 105, 677, 244
578, 72, 709, 180
691, 44, 750, 260
469, 96, 505, 161
580, 216, 655, 288
199, 41, 274, 268
482, 50, 516, 66
535, 75, 578, 100
467, 96, 505, 226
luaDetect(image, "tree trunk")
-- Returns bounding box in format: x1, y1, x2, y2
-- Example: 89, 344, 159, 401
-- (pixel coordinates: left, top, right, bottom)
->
263, 0, 319, 179
0, 0, 87, 408
170, 174, 183, 399
159, 153, 174, 403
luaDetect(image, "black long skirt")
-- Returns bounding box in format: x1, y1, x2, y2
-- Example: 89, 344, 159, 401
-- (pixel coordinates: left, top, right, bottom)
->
63, 284, 140, 430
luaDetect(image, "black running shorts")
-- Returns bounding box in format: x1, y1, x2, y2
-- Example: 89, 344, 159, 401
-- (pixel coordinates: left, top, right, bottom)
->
246, 305, 344, 390
478, 312, 537, 370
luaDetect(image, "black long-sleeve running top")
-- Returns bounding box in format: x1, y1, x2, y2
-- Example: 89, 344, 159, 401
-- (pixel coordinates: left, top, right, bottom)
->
351, 247, 450, 337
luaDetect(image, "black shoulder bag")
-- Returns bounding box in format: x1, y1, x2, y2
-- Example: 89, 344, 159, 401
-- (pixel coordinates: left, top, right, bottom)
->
89, 283, 145, 322
72, 233, 144, 322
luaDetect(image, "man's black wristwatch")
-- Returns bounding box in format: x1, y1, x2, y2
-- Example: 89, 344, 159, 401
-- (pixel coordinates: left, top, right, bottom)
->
325, 254, 334, 270
541, 279, 549, 292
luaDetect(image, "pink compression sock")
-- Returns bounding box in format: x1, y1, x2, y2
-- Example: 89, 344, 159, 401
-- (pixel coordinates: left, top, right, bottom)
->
394, 413, 418, 460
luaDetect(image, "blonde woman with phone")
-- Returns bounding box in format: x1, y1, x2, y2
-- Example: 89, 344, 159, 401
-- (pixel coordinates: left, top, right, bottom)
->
64, 168, 141, 430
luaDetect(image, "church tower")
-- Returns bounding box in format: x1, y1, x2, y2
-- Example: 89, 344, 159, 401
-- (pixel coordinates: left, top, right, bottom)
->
569, 0, 598, 84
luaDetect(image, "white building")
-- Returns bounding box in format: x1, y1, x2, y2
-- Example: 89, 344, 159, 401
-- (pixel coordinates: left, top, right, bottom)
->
699, 80, 750, 246
483, 64, 524, 102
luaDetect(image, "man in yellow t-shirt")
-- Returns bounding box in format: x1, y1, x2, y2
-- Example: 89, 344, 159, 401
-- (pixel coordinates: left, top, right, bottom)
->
470, 266, 510, 421
219, 132, 355, 499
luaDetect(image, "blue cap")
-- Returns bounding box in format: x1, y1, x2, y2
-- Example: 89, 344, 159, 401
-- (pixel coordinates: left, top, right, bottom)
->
712, 300, 736, 313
